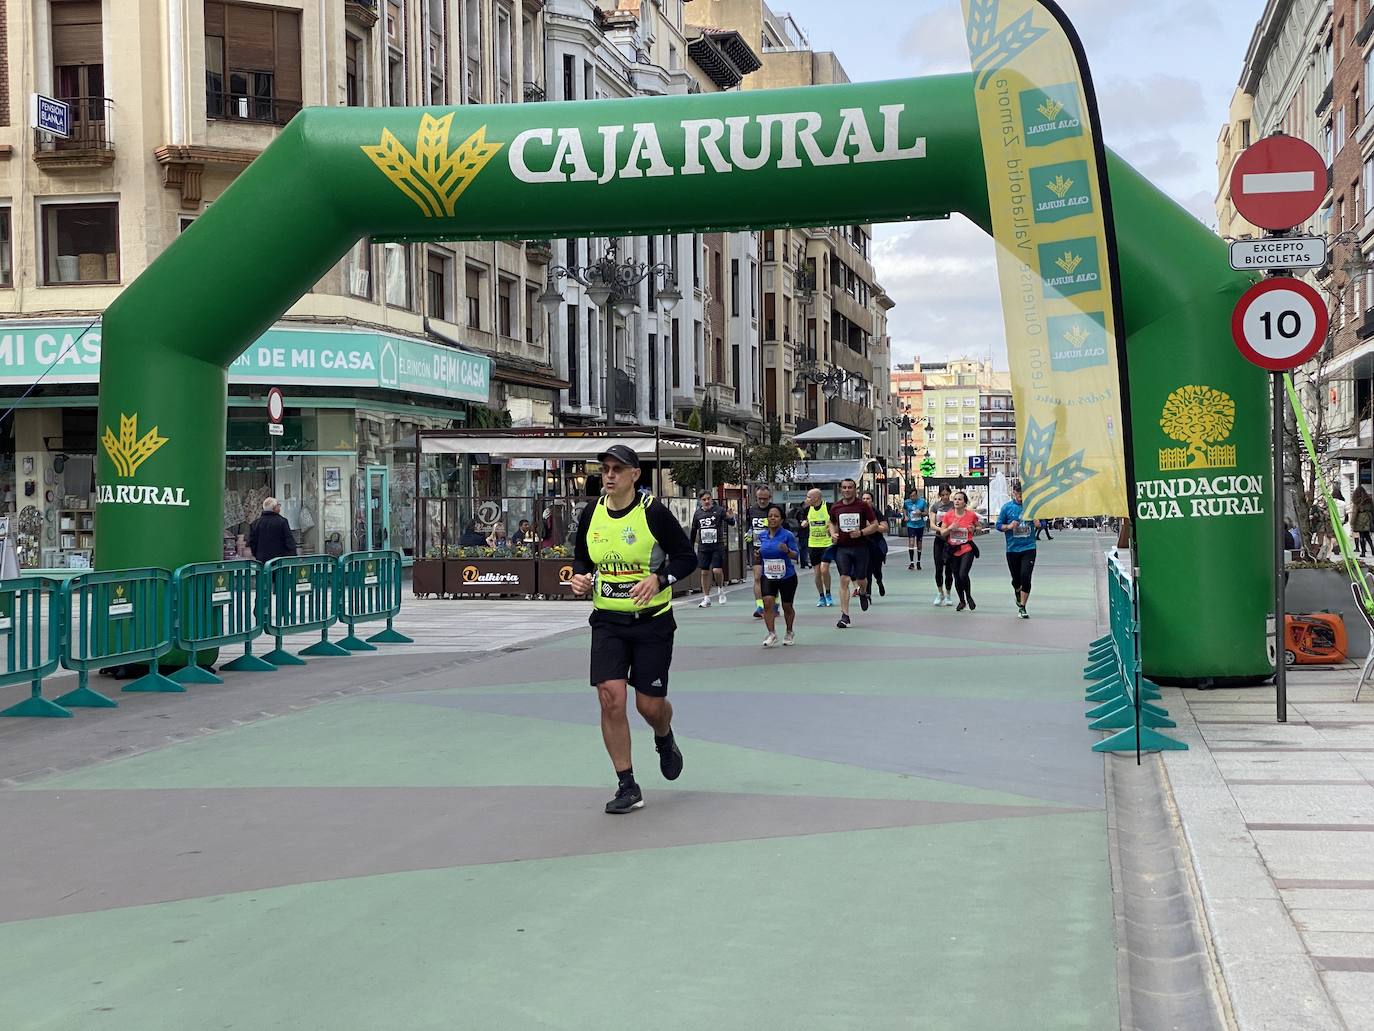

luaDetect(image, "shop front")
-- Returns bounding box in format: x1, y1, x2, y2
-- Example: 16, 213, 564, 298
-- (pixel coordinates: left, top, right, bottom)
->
0, 319, 491, 570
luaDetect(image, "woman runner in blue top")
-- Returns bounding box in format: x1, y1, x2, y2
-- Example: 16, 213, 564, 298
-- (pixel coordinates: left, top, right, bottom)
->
757, 503, 800, 647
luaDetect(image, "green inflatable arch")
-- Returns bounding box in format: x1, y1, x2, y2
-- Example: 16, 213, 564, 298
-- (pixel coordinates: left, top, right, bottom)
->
97, 73, 1267, 682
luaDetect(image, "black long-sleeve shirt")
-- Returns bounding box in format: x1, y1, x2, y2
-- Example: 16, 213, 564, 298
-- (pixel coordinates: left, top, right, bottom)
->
573, 495, 698, 583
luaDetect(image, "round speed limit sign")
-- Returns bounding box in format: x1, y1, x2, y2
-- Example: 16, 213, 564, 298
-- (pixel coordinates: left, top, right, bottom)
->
1230, 278, 1329, 371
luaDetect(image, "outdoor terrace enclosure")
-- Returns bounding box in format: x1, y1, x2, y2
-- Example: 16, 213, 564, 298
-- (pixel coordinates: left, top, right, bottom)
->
97, 73, 1267, 682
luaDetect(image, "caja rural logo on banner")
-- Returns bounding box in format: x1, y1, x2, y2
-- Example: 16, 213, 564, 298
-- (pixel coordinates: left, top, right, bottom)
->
1136, 386, 1263, 522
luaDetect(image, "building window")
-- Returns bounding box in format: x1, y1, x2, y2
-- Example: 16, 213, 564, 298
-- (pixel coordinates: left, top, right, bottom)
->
178, 215, 197, 234
346, 34, 364, 106
713, 336, 724, 383
498, 276, 515, 337
0, 209, 11, 287
465, 0, 482, 101
649, 333, 659, 419
694, 321, 703, 387
428, 0, 448, 104
566, 307, 579, 405
764, 234, 775, 261
41, 201, 119, 285
52, 0, 105, 142
465, 264, 485, 329
388, 51, 405, 106
731, 343, 741, 403
563, 54, 576, 101
692, 234, 700, 288
383, 243, 412, 309
1337, 104, 1348, 145
583, 62, 594, 102
749, 262, 757, 319
495, 4, 513, 104
731, 259, 739, 317
426, 248, 454, 321
671, 319, 681, 390
205, 2, 302, 125
962, 431, 976, 441
347, 238, 372, 299
525, 285, 540, 345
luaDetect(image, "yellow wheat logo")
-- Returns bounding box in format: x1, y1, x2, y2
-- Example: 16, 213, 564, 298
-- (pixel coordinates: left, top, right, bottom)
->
362, 114, 503, 218
102, 413, 168, 478
1064, 324, 1091, 348
1055, 252, 1082, 275
1047, 174, 1075, 199
114, 585, 125, 599
1037, 98, 1064, 121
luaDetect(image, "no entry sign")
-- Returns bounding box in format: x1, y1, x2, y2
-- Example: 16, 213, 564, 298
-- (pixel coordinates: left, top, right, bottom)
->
1229, 135, 1328, 230
1230, 278, 1329, 371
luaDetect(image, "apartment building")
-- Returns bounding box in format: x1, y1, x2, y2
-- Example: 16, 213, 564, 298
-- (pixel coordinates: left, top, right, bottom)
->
1215, 87, 1261, 238
691, 0, 894, 449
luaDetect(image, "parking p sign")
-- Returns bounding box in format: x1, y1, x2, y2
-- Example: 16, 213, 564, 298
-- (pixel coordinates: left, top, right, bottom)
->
968, 455, 987, 477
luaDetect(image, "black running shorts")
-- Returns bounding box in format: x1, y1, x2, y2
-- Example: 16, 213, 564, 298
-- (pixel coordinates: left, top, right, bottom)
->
697, 546, 725, 570
761, 573, 799, 604
833, 546, 871, 582
589, 609, 676, 696
906, 526, 925, 541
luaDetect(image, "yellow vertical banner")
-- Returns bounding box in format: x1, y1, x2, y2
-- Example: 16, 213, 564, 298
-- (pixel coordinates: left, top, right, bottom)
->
962, 0, 1129, 516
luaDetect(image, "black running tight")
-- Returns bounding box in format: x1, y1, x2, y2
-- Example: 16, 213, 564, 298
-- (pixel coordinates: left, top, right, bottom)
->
952, 551, 975, 602
932, 538, 954, 591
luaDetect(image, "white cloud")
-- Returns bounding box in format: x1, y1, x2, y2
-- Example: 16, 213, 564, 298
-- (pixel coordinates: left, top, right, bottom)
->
898, 6, 973, 76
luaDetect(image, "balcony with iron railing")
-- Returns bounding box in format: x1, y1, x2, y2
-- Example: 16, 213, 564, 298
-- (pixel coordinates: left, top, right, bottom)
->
345, 0, 379, 28
207, 91, 302, 128
33, 97, 115, 170
523, 82, 547, 103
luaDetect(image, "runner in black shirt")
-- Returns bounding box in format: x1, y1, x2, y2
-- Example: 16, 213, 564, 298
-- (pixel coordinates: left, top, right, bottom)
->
689, 491, 735, 607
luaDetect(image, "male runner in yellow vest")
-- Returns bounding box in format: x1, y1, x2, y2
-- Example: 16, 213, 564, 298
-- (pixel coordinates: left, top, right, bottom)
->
803, 488, 835, 606
569, 444, 698, 814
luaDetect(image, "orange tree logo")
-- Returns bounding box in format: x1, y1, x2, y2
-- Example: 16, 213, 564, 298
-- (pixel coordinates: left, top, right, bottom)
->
1159, 386, 1237, 471
362, 113, 503, 218
101, 413, 168, 478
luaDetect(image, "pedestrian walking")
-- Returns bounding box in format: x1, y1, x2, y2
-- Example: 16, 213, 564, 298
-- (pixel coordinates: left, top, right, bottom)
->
690, 491, 735, 606
996, 478, 1037, 619
862, 491, 890, 598
757, 504, 800, 647
937, 490, 982, 611
247, 497, 297, 562
568, 445, 697, 815
1035, 519, 1054, 541
903, 488, 928, 570
828, 478, 881, 629
802, 488, 835, 607
1351, 486, 1374, 557
930, 485, 955, 606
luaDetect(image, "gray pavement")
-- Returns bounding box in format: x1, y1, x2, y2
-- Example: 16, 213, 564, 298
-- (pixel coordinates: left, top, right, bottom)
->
1160, 664, 1374, 1031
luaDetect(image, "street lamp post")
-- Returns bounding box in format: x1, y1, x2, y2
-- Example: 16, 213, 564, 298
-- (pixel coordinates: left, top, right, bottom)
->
538, 238, 682, 427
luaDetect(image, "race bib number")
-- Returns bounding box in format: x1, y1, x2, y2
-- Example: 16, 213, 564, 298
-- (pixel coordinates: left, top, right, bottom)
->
949, 527, 970, 545
699, 527, 717, 544
839, 513, 860, 532
1012, 523, 1034, 538
763, 558, 786, 579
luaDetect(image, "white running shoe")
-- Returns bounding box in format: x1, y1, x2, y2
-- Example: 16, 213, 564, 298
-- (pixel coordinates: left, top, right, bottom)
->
933, 594, 944, 606
699, 597, 711, 608
716, 590, 727, 604
783, 630, 795, 646
943, 596, 955, 607
762, 632, 779, 648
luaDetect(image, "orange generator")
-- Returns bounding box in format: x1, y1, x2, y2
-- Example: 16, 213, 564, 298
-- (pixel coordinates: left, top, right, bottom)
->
1283, 612, 1348, 666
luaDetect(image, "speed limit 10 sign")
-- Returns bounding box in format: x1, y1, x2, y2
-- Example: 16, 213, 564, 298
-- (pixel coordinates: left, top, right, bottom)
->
1230, 278, 1329, 371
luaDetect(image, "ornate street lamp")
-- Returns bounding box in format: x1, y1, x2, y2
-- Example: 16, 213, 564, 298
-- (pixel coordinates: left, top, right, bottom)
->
539, 238, 682, 426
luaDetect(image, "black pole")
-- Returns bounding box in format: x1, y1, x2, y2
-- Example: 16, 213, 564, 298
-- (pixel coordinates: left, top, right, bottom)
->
1274, 371, 1288, 723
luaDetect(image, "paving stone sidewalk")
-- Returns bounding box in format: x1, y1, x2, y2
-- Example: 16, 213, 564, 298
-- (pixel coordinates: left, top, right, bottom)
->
1160, 665, 1374, 1031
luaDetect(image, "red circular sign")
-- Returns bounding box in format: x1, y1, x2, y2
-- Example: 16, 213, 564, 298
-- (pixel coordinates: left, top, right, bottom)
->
1230, 278, 1328, 371
266, 387, 285, 423
1229, 135, 1328, 230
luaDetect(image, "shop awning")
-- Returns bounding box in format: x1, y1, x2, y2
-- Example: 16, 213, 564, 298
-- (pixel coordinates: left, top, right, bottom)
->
793, 421, 867, 444
790, 460, 865, 483
420, 434, 737, 462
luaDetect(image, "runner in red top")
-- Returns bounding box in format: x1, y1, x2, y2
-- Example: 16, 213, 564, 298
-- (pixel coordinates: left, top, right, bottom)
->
936, 490, 982, 612
827, 477, 881, 629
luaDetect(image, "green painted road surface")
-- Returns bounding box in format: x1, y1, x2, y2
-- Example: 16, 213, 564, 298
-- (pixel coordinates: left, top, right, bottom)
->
1, 531, 1118, 1030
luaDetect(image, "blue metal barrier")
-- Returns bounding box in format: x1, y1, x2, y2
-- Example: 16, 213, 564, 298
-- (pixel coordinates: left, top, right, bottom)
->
0, 577, 69, 718
1087, 554, 1185, 755
172, 560, 275, 682
260, 556, 350, 664
336, 550, 412, 650
57, 568, 178, 706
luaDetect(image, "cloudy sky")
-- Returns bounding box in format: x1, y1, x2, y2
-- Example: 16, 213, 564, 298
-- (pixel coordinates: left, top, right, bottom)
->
775, 0, 1268, 366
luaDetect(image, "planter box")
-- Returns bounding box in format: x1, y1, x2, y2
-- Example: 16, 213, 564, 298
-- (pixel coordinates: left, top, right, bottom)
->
443, 558, 537, 596
412, 559, 444, 597
1286, 567, 1370, 659
537, 558, 579, 597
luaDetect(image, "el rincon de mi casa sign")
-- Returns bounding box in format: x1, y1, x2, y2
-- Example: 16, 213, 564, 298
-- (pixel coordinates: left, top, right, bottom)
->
0, 322, 490, 403
92, 52, 1270, 682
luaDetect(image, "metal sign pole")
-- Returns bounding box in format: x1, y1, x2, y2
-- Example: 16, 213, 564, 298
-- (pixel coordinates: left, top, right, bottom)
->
1273, 370, 1287, 723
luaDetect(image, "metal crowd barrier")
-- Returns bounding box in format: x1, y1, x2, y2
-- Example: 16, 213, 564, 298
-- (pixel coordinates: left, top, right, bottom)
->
260, 555, 350, 664
1085, 553, 1186, 756
172, 560, 275, 683
0, 551, 412, 716
336, 551, 413, 650
57, 568, 180, 708
0, 577, 69, 718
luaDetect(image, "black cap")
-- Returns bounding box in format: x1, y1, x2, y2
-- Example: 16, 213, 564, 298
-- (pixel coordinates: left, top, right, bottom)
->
597, 444, 641, 469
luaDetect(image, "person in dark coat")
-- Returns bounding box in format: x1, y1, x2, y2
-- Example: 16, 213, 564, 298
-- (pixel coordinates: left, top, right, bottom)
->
248, 497, 298, 562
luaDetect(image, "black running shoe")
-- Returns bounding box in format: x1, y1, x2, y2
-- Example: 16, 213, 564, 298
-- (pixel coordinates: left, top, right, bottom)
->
916, 560, 922, 570
837, 613, 851, 628
605, 782, 644, 814
859, 592, 871, 612
656, 736, 684, 781
908, 562, 915, 570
